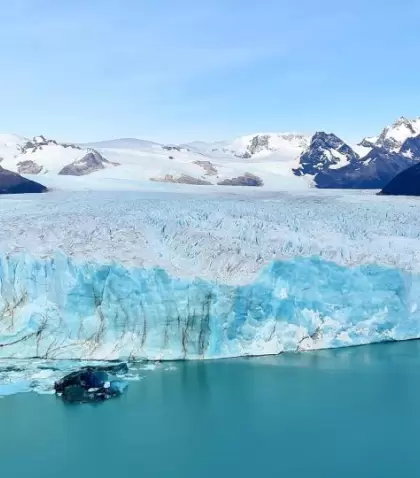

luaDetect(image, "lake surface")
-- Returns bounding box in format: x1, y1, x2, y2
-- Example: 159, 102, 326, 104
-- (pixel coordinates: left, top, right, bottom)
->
1, 341, 420, 478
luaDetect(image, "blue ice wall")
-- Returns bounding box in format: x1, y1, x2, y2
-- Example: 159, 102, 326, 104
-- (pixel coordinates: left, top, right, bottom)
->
0, 253, 419, 360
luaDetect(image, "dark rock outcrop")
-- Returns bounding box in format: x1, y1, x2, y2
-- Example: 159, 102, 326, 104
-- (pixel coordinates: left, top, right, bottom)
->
380, 162, 420, 196
54, 363, 129, 403
218, 172, 263, 186
150, 174, 211, 185
294, 132, 359, 177
193, 160, 218, 176
162, 145, 182, 152
19, 135, 82, 155
0, 166, 47, 194
17, 160, 43, 175
247, 135, 270, 155
314, 148, 415, 189
59, 150, 118, 176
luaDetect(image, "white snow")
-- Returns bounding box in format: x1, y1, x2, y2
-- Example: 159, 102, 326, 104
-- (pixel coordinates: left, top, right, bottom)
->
0, 132, 315, 188
75, 137, 313, 189
0, 133, 28, 160
385, 118, 420, 145
352, 144, 372, 158
325, 149, 350, 169
2, 144, 88, 174
362, 117, 420, 152
0, 116, 418, 190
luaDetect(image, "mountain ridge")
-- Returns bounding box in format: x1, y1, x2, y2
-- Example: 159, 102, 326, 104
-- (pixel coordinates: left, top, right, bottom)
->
1, 115, 420, 190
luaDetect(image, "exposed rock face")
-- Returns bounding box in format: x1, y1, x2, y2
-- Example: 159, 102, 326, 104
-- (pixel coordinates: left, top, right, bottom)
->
218, 172, 263, 186
193, 160, 218, 176
314, 148, 414, 189
0, 166, 47, 194
359, 137, 377, 149
19, 135, 82, 155
150, 174, 211, 185
59, 150, 118, 176
17, 160, 43, 175
247, 135, 270, 155
380, 162, 420, 196
294, 132, 359, 177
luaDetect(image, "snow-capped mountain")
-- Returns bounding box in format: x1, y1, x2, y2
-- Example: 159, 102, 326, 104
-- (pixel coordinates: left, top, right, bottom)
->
77, 134, 312, 190
1, 114, 420, 191
0, 134, 117, 176
360, 116, 420, 152
314, 148, 414, 189
294, 132, 359, 176
187, 132, 311, 160
316, 117, 420, 189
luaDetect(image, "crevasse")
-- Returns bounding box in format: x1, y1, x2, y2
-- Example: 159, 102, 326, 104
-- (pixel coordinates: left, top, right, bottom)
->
0, 252, 419, 360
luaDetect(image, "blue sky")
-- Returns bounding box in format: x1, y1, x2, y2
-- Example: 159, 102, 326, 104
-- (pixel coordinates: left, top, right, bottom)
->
1, 0, 420, 143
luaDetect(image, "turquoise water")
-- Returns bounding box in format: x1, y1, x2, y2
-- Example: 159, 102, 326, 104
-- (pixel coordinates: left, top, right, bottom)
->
1, 342, 420, 478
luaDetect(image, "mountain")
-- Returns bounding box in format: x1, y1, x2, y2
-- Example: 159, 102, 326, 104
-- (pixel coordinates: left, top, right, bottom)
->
0, 166, 47, 194
0, 135, 117, 176
187, 133, 311, 160
59, 150, 119, 176
380, 161, 420, 196
360, 116, 420, 152
294, 132, 359, 176
79, 133, 312, 190
314, 148, 414, 189
314, 118, 420, 189
2, 115, 420, 191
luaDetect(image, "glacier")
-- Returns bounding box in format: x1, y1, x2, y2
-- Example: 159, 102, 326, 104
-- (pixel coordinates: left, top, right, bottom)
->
1, 187, 420, 395
0, 188, 420, 365
0, 252, 419, 362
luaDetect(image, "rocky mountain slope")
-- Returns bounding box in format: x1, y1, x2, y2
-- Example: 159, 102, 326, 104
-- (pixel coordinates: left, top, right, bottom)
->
313, 117, 420, 189
0, 135, 117, 176
314, 149, 414, 189
294, 132, 359, 176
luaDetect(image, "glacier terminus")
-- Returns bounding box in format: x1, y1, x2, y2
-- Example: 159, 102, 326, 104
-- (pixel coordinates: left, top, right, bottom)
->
0, 188, 420, 364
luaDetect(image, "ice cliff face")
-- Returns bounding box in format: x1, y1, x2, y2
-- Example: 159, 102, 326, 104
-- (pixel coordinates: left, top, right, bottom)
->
1, 253, 419, 360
